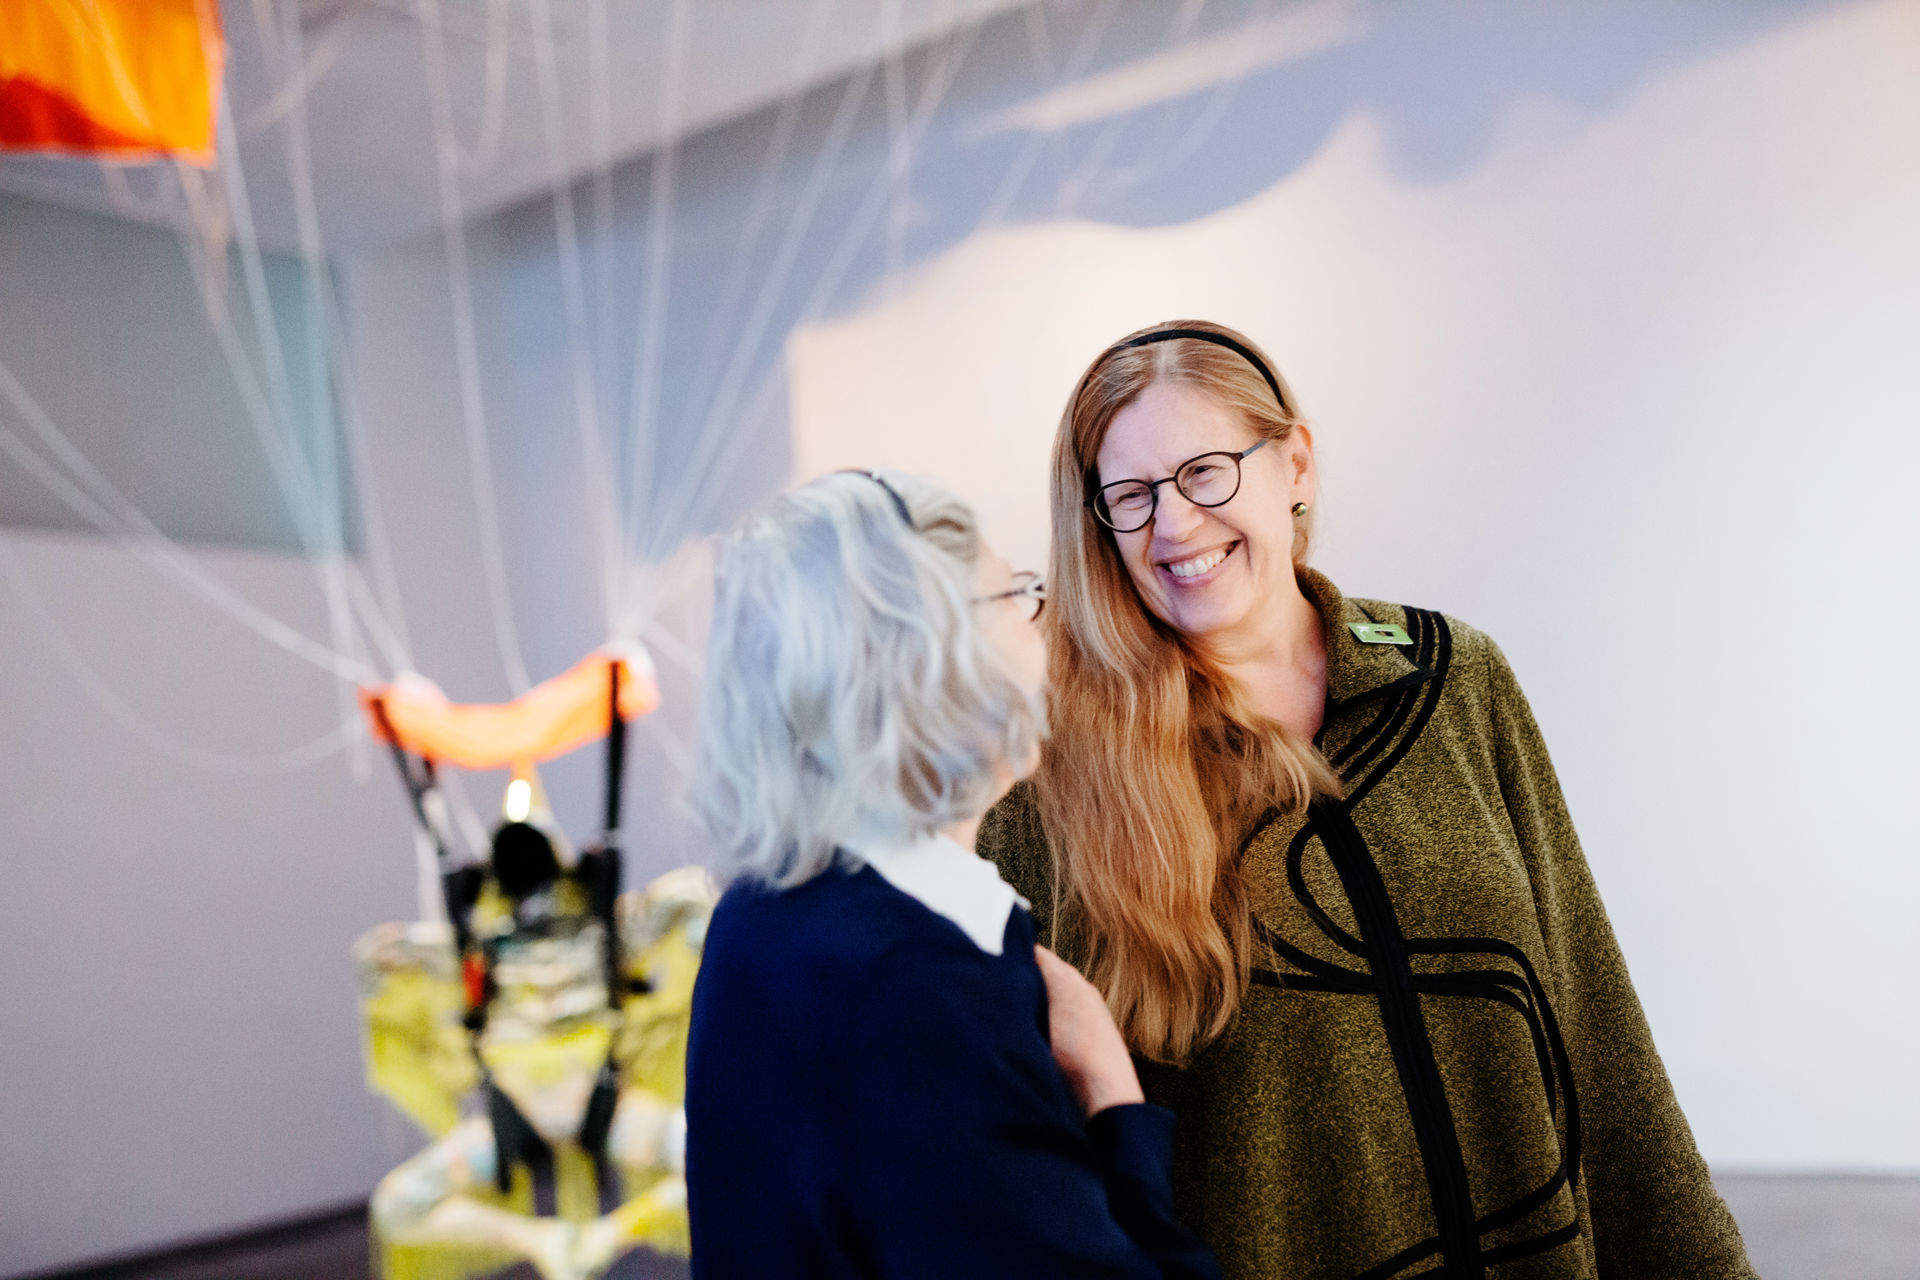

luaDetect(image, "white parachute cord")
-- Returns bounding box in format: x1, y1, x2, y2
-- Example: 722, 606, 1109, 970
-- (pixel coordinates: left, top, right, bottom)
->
271, 0, 384, 772
172, 211, 326, 557
1052, 8, 1189, 202
881, 0, 912, 301
586, 0, 618, 408
173, 153, 327, 561
1019, 6, 1076, 194
247, 0, 287, 71
686, 0, 841, 427
1076, 0, 1281, 209
205, 94, 375, 721
323, 272, 417, 669
641, 61, 882, 563
0, 379, 375, 682
806, 0, 1110, 318
973, 0, 1119, 233
455, 0, 514, 177
657, 24, 981, 549
100, 162, 179, 221
214, 96, 320, 531
242, 0, 360, 137
618, 0, 694, 621
205, 83, 371, 745
172, 162, 233, 323
0, 536, 354, 777
340, 561, 414, 676
171, 192, 377, 655
1145, 0, 1277, 174
272, 0, 418, 771
639, 617, 703, 678
1053, 1, 1213, 217
527, 0, 623, 634
657, 367, 790, 557
417, 0, 533, 694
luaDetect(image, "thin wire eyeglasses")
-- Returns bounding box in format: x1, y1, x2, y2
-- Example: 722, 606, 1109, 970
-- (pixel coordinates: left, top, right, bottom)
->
974, 571, 1046, 622
1086, 439, 1269, 533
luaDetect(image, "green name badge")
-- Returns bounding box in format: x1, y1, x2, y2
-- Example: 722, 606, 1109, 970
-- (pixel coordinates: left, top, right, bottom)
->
1349, 622, 1412, 645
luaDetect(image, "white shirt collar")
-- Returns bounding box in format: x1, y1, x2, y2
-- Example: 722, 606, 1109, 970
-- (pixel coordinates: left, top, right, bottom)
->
853, 832, 1028, 956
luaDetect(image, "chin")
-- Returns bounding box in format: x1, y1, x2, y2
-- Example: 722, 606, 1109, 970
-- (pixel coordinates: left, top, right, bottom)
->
1158, 590, 1246, 641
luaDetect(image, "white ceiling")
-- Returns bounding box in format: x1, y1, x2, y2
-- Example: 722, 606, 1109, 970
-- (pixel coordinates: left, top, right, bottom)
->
0, 0, 1033, 250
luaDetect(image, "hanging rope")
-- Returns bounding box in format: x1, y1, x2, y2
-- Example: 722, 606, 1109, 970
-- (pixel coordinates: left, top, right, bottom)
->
617, 0, 694, 622
657, 18, 987, 549
646, 60, 886, 558
527, 0, 625, 635
416, 0, 534, 695
0, 371, 375, 683
241, 0, 360, 137
0, 537, 354, 777
685, 0, 842, 450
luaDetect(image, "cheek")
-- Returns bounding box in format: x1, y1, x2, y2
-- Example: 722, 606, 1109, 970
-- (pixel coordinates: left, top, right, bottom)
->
1020, 631, 1048, 693
1115, 532, 1158, 584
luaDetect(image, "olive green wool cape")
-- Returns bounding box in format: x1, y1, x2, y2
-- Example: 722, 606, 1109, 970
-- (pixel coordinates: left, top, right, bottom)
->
978, 571, 1754, 1280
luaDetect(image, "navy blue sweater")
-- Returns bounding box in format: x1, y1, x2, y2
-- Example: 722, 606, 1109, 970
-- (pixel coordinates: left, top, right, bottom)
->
685, 864, 1220, 1280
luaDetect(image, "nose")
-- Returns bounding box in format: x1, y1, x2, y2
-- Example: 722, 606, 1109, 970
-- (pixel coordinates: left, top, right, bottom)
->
1153, 484, 1207, 544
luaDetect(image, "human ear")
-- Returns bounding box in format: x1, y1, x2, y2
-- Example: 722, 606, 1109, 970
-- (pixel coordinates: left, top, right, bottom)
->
1284, 424, 1317, 504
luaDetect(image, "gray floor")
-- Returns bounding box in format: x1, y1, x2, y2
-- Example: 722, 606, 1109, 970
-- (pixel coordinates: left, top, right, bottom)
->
1716, 1173, 1920, 1280
32, 1175, 1914, 1278
18, 1209, 688, 1280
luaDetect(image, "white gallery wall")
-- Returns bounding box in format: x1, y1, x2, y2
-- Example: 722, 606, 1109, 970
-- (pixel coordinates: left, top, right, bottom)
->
2, 0, 1915, 1273
789, 0, 1920, 1169
0, 230, 523, 1271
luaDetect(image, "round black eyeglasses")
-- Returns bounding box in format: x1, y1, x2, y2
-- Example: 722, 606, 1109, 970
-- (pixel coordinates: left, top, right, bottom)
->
1087, 439, 1268, 533
974, 571, 1046, 622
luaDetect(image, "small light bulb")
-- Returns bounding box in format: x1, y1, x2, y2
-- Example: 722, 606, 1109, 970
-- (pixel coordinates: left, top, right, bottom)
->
504, 778, 532, 823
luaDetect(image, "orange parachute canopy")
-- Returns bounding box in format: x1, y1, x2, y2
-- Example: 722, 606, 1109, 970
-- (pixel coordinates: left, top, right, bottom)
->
0, 0, 222, 164
361, 648, 660, 772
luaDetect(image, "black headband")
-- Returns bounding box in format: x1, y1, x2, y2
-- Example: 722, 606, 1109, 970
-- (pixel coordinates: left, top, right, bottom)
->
1115, 327, 1289, 415
838, 468, 915, 527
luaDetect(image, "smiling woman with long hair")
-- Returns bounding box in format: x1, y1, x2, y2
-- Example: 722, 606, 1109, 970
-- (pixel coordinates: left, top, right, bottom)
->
978, 321, 1755, 1280
683, 469, 1218, 1280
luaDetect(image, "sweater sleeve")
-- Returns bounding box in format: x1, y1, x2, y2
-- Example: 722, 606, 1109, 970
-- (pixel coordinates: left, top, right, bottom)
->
844, 936, 1219, 1280
1485, 642, 1756, 1279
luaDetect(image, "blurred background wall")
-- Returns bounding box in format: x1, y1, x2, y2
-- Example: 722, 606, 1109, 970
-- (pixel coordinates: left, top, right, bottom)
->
2, 0, 1915, 1273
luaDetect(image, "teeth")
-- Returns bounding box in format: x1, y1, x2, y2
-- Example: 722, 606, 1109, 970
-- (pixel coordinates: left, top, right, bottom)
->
1166, 547, 1229, 579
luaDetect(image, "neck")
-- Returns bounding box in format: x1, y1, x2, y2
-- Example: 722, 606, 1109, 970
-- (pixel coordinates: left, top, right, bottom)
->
1192, 566, 1320, 668
1189, 568, 1327, 733
940, 812, 984, 852
940, 762, 1021, 853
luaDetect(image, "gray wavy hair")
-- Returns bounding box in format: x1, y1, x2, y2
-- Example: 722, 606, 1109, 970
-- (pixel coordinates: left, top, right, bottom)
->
693, 470, 1044, 889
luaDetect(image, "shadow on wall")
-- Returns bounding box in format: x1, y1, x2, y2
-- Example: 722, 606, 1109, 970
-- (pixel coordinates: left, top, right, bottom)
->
481, 0, 1837, 546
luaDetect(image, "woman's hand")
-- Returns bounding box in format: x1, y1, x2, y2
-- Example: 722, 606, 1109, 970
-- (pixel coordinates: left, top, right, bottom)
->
1034, 945, 1146, 1118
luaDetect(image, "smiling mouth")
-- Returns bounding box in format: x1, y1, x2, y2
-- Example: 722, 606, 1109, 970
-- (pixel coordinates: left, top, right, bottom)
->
1161, 542, 1237, 580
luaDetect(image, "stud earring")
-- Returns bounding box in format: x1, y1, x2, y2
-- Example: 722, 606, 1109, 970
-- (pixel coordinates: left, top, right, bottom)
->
1291, 501, 1308, 517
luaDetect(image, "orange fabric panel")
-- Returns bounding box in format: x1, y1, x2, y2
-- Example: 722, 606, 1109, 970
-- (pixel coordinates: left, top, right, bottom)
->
362, 650, 661, 771
0, 0, 222, 163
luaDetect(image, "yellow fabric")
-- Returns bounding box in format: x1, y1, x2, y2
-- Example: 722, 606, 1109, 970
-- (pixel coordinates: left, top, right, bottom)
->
615, 919, 703, 1101
360, 870, 709, 1277
378, 1150, 649, 1280
362, 967, 475, 1138
0, 0, 220, 163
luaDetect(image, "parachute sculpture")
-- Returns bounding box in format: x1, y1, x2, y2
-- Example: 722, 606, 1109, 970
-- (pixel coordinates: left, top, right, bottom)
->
0, 0, 221, 164
355, 646, 711, 1280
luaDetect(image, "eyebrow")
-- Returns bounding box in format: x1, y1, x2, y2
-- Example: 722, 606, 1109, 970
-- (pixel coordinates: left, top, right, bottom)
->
1098, 443, 1250, 483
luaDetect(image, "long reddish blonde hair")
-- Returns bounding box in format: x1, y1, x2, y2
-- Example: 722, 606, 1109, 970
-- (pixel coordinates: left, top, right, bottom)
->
1037, 320, 1342, 1063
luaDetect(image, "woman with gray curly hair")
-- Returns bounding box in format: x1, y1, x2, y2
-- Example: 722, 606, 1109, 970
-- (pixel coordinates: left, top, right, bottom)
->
684, 469, 1219, 1280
